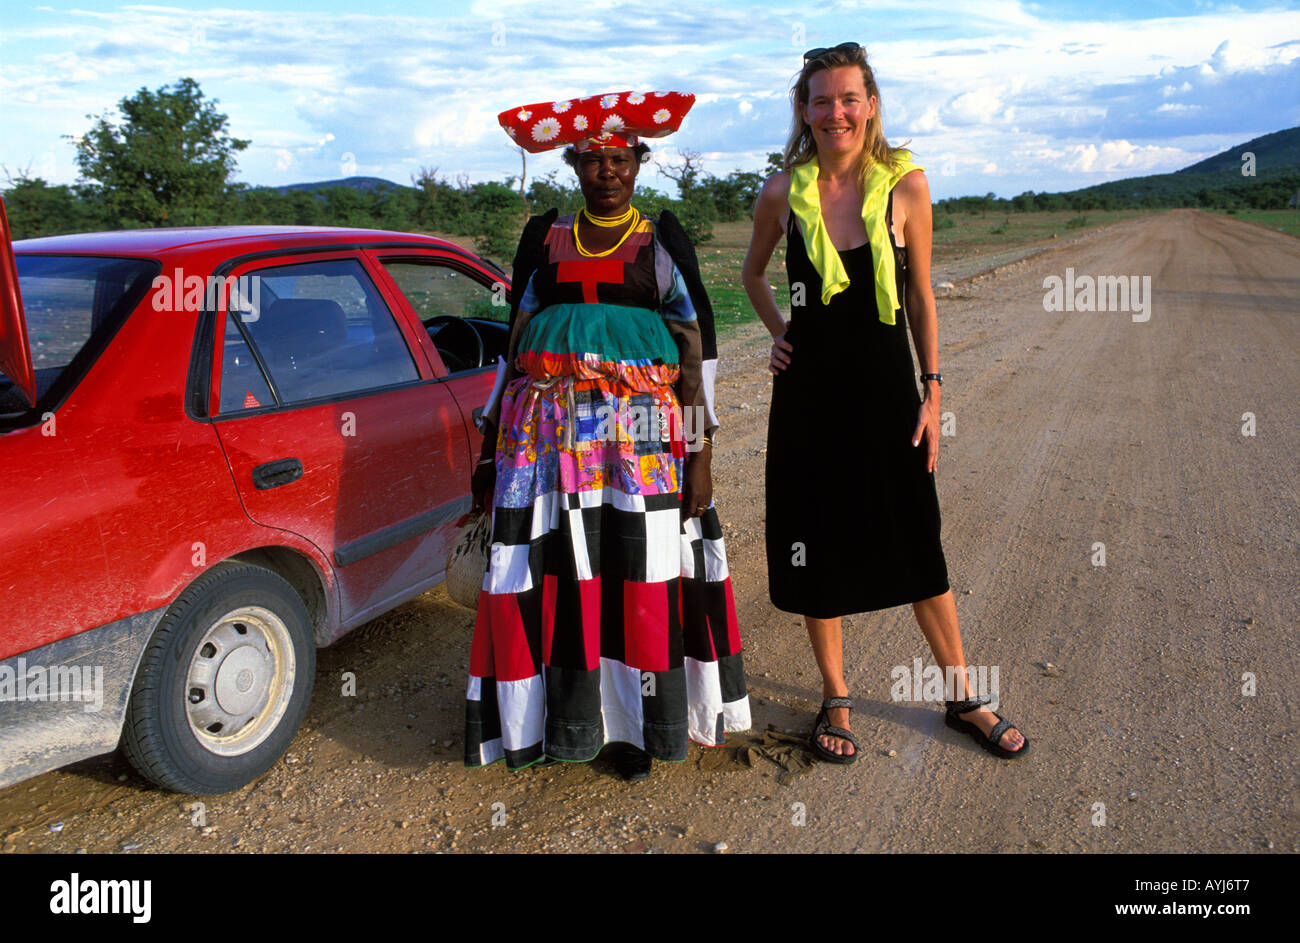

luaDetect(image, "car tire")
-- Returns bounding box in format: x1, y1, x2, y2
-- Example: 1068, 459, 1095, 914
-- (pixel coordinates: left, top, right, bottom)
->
121, 563, 316, 795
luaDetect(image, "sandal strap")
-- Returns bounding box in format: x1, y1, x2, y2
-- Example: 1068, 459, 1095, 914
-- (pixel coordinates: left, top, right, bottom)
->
815, 725, 857, 745
946, 694, 990, 715
987, 717, 1015, 748
821, 696, 853, 711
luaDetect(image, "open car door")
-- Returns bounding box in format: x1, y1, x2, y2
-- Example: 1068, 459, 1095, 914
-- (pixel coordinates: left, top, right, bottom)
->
0, 199, 36, 408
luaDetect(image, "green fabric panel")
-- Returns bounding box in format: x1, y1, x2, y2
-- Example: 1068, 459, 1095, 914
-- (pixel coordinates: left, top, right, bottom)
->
517, 302, 679, 364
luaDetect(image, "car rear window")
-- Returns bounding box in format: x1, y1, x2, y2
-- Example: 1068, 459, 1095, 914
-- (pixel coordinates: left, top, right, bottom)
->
1, 255, 157, 419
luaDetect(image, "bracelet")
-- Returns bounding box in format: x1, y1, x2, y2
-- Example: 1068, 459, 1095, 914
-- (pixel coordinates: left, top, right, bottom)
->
920, 373, 943, 386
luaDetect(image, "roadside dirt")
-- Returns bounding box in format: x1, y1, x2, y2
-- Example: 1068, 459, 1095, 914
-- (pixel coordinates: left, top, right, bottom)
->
2, 209, 1295, 854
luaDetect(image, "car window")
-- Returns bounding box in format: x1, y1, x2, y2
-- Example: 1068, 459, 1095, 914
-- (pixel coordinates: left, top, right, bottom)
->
382, 261, 507, 324
238, 258, 418, 404
381, 260, 509, 373
218, 310, 275, 413
1, 256, 155, 418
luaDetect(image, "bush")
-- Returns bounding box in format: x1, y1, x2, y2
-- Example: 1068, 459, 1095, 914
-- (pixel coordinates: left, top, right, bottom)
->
634, 191, 715, 246
1064, 215, 1089, 230
474, 208, 523, 262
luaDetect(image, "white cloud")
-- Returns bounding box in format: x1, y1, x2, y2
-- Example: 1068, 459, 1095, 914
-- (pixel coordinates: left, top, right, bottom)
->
945, 87, 1006, 126
1064, 139, 1187, 174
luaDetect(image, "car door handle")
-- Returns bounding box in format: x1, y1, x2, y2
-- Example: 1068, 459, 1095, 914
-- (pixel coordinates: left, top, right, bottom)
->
472, 406, 484, 431
252, 458, 303, 490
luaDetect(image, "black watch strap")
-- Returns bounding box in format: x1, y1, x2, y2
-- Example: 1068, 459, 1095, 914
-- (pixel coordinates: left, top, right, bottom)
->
921, 372, 943, 385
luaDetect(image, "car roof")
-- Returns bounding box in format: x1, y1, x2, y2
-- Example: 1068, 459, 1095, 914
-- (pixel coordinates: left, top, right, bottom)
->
14, 225, 473, 257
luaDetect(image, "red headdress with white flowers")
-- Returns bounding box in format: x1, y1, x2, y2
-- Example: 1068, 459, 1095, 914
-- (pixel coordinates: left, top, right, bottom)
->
498, 90, 695, 153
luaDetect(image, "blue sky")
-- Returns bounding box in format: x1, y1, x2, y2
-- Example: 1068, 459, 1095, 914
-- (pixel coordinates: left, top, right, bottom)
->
1, 0, 1297, 200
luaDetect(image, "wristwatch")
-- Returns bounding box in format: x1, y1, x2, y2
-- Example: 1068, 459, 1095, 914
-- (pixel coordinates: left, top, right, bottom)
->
920, 373, 943, 385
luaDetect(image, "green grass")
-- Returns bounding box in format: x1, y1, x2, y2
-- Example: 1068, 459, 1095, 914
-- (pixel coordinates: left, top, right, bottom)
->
927, 208, 1148, 260
1215, 208, 1300, 238
705, 283, 757, 331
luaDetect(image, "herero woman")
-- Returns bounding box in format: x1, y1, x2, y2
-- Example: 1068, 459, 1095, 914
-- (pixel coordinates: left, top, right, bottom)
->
465, 91, 751, 781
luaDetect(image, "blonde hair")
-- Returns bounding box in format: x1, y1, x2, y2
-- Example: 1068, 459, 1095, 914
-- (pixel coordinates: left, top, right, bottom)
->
782, 47, 908, 187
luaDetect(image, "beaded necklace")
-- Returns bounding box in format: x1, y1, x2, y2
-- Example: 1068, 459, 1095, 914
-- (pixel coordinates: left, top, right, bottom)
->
573, 206, 640, 258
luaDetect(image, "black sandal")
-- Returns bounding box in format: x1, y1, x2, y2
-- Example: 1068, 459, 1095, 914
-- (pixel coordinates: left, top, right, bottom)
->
945, 694, 1029, 759
810, 696, 858, 764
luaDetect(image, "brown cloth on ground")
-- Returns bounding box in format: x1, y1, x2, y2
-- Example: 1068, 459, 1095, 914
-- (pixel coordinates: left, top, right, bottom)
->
697, 726, 816, 784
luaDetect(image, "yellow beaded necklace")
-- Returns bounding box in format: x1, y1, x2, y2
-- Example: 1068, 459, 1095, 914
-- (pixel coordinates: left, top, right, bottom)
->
574, 206, 640, 258
583, 205, 635, 227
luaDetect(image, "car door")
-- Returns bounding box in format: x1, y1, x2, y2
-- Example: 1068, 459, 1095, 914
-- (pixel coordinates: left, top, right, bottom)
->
209, 251, 472, 632
0, 198, 36, 407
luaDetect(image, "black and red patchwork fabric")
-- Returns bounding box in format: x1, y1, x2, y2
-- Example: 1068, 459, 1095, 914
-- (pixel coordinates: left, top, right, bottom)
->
466, 496, 747, 767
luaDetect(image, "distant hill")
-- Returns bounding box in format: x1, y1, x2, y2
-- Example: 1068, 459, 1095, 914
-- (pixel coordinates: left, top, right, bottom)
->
1177, 127, 1300, 175
1060, 126, 1300, 205
269, 176, 410, 195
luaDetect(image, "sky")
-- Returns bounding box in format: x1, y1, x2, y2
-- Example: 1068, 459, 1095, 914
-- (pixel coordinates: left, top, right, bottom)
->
1, 0, 1298, 200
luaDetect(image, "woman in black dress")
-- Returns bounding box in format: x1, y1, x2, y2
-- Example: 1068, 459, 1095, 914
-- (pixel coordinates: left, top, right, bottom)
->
741, 43, 1028, 762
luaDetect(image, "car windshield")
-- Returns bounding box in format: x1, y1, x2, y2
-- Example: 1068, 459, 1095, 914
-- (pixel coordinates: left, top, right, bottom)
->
0, 255, 157, 419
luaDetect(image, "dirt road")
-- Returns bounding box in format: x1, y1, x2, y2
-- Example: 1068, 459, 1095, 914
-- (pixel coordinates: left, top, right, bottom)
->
2, 209, 1295, 854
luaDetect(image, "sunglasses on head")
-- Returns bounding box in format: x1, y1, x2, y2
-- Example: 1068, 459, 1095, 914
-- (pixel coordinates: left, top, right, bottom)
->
803, 41, 863, 63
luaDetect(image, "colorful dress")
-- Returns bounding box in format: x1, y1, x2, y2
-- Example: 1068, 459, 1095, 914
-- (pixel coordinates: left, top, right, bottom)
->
464, 210, 751, 770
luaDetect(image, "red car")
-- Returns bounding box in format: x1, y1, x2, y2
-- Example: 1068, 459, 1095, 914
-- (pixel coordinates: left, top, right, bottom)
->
0, 205, 508, 794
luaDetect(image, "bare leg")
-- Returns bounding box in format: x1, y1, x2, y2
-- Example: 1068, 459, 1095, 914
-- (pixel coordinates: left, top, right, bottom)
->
806, 616, 854, 756
912, 590, 1025, 752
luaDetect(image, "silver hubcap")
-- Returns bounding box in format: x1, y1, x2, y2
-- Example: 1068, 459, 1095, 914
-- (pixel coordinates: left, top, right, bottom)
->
185, 606, 296, 756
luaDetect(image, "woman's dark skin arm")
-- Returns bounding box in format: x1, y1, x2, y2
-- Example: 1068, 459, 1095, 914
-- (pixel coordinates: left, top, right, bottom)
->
681, 434, 712, 518
470, 419, 497, 512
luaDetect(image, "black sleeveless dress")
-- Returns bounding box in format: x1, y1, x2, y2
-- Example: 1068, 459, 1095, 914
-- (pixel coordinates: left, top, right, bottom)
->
765, 194, 950, 617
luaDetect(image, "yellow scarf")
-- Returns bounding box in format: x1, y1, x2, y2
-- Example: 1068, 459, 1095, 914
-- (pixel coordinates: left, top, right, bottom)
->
788, 149, 922, 325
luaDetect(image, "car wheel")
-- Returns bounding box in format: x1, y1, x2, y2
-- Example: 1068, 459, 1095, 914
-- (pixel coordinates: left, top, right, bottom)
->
121, 563, 316, 795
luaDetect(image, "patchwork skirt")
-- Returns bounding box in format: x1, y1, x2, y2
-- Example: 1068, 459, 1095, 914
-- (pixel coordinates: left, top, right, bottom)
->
464, 302, 751, 769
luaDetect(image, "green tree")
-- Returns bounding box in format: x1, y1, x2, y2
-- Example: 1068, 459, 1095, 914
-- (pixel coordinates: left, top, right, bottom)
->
526, 170, 582, 215
701, 170, 765, 221
378, 187, 420, 231
322, 185, 375, 227
2, 171, 104, 238
469, 181, 525, 260
71, 77, 249, 228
